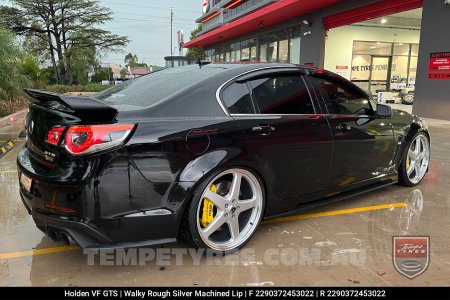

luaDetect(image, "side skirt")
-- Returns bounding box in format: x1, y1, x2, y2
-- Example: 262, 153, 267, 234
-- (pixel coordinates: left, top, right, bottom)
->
264, 177, 398, 220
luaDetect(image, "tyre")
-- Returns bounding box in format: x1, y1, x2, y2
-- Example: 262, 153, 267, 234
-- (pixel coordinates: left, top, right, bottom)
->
399, 133, 430, 186
181, 167, 265, 254
402, 93, 414, 105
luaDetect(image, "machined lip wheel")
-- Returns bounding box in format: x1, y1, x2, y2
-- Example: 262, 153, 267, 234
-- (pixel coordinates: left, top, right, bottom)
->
406, 134, 430, 184
196, 168, 263, 252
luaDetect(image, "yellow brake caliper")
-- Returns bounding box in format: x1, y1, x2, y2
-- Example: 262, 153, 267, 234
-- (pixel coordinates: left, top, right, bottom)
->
201, 184, 217, 228
406, 156, 411, 170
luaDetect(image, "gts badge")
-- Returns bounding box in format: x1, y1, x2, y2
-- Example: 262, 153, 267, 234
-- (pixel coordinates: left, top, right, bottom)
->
44, 151, 56, 162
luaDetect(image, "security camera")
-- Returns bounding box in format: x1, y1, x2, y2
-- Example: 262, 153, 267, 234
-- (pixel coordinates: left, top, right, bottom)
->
445, 0, 450, 6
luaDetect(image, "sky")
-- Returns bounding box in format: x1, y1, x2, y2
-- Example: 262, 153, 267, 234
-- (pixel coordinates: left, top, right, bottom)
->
98, 0, 200, 66
0, 0, 202, 67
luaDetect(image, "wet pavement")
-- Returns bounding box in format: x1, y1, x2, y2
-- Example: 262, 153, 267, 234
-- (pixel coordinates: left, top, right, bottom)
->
0, 119, 449, 287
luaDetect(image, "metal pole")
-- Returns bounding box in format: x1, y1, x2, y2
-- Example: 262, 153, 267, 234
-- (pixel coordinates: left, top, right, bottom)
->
170, 7, 174, 57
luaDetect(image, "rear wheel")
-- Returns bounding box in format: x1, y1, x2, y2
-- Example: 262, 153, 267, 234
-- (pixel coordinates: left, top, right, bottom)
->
399, 133, 430, 186
181, 167, 264, 253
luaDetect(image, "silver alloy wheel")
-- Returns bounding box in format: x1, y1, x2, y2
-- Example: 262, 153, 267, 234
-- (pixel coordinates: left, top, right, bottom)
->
403, 93, 414, 104
406, 134, 430, 184
196, 168, 263, 251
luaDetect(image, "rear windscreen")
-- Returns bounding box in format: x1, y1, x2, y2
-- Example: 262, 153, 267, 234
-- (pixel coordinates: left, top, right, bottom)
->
94, 65, 227, 111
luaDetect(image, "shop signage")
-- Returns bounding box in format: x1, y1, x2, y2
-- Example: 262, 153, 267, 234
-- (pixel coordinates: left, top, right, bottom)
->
352, 64, 390, 72
429, 52, 450, 72
336, 66, 348, 70
428, 73, 450, 80
428, 52, 450, 80
202, 0, 210, 14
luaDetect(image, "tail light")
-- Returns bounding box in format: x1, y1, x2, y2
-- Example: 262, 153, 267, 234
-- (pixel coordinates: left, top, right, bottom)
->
46, 124, 135, 156
47, 127, 65, 145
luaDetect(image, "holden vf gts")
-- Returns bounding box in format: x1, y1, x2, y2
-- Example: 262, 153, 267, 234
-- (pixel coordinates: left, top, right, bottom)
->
17, 63, 430, 253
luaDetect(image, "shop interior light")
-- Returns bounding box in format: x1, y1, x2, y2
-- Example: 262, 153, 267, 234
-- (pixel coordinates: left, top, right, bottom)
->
381, 18, 388, 24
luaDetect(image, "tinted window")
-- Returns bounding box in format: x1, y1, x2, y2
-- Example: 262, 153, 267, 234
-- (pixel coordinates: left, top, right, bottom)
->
222, 83, 255, 114
249, 75, 314, 114
94, 66, 227, 111
310, 77, 372, 115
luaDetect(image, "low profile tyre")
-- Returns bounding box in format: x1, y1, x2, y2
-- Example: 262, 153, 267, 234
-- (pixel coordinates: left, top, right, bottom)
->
181, 167, 265, 254
399, 133, 430, 187
402, 93, 414, 105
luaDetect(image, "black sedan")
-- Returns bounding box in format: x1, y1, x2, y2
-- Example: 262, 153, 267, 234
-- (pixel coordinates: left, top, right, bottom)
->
17, 63, 430, 253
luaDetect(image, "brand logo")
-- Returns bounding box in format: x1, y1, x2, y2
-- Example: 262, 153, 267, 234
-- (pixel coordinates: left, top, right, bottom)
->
202, 0, 210, 14
28, 120, 34, 134
393, 236, 429, 279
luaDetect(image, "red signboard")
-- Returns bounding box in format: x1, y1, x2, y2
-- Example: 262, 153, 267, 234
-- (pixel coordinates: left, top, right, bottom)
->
428, 52, 450, 80
336, 66, 348, 70
428, 73, 450, 80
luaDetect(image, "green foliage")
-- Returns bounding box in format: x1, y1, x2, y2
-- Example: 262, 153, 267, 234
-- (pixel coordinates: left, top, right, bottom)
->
124, 52, 148, 68
91, 68, 114, 83
0, 27, 31, 100
44, 83, 110, 94
120, 68, 128, 79
186, 24, 204, 58
69, 47, 98, 85
0, 0, 129, 85
20, 55, 41, 82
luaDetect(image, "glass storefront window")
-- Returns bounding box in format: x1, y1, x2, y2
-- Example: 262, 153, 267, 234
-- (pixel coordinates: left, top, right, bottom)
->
290, 37, 301, 64
351, 55, 372, 81
409, 56, 418, 87
394, 43, 411, 56
250, 47, 257, 61
353, 41, 392, 55
411, 44, 420, 57
241, 48, 250, 61
267, 42, 277, 62
279, 39, 289, 63
391, 56, 409, 86
259, 44, 268, 62
350, 41, 420, 94
225, 52, 231, 62
206, 26, 300, 64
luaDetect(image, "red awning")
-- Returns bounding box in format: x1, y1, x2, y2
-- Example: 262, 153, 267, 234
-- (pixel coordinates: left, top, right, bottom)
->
184, 0, 343, 48
324, 0, 423, 30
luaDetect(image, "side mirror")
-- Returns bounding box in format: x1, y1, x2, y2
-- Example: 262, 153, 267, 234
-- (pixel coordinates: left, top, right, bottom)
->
376, 104, 392, 118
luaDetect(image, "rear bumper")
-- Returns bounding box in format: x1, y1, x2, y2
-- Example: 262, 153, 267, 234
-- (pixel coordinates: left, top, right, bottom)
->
21, 190, 178, 249
17, 145, 194, 249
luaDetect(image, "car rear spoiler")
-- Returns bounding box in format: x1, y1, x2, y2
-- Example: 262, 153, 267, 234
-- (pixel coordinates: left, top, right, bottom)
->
24, 89, 118, 123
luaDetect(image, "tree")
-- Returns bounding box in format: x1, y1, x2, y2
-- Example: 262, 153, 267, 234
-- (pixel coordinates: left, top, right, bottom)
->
20, 55, 40, 82
91, 67, 113, 83
70, 46, 98, 85
120, 68, 128, 79
0, 0, 129, 85
0, 27, 31, 100
124, 52, 148, 68
186, 24, 204, 58
124, 53, 138, 68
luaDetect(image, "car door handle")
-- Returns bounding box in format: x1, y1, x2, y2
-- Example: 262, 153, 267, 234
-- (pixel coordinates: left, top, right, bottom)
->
252, 125, 275, 135
336, 123, 351, 133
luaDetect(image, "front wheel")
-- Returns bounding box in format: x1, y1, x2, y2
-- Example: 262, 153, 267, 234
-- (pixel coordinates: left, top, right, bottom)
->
181, 167, 265, 254
399, 133, 430, 186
